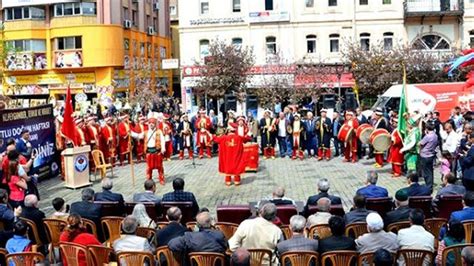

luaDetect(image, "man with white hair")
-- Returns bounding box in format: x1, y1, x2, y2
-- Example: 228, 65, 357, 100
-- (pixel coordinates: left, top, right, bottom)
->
356, 171, 388, 199
462, 246, 474, 266
355, 213, 398, 254
304, 178, 342, 215
21, 194, 49, 246
304, 111, 318, 158
94, 178, 124, 205
113, 215, 154, 253
307, 197, 332, 227
277, 215, 318, 255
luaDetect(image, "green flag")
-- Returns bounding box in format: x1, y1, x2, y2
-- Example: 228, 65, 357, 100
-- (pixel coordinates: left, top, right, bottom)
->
397, 66, 408, 138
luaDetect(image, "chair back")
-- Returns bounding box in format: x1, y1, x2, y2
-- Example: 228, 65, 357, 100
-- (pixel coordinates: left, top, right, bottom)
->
280, 251, 319, 266
5, 252, 45, 266
276, 205, 298, 225
214, 222, 239, 240
82, 218, 98, 238
0, 248, 7, 266
59, 242, 88, 266
136, 227, 156, 239
189, 252, 225, 266
91, 150, 106, 166
408, 196, 433, 218
87, 245, 115, 266
387, 221, 411, 234
94, 201, 123, 217
117, 251, 155, 265
396, 249, 433, 266
306, 205, 345, 217
156, 246, 181, 266
43, 218, 67, 247
125, 202, 160, 221
437, 195, 463, 219
19, 217, 43, 246
216, 205, 252, 224
186, 221, 197, 231
161, 201, 195, 225
358, 251, 397, 266
366, 197, 393, 218
101, 216, 125, 244
442, 243, 474, 266
307, 224, 332, 240
424, 218, 447, 249
321, 251, 358, 266
463, 220, 474, 243
247, 248, 272, 266
344, 222, 368, 239
280, 225, 293, 240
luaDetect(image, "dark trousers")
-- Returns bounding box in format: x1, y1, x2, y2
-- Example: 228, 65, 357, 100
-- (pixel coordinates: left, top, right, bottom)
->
463, 179, 474, 192
333, 137, 343, 156
277, 136, 288, 157
420, 156, 435, 190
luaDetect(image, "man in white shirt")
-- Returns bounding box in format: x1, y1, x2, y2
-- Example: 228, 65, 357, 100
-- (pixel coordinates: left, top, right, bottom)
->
307, 197, 332, 227
441, 123, 460, 154
277, 112, 289, 158
113, 215, 154, 253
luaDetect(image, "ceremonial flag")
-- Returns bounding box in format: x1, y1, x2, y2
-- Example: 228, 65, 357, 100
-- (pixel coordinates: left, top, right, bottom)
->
60, 86, 79, 146
397, 65, 408, 138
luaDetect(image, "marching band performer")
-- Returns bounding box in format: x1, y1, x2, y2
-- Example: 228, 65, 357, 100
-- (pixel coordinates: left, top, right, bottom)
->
400, 116, 421, 174
177, 113, 194, 160
86, 116, 100, 151
290, 113, 305, 160
373, 108, 389, 168
100, 117, 116, 165
118, 114, 132, 166
316, 109, 332, 161
343, 111, 359, 163
159, 114, 174, 161
133, 115, 147, 162
225, 110, 236, 127
236, 116, 249, 138
75, 117, 87, 146
388, 118, 404, 177
144, 117, 166, 185
260, 109, 277, 159
195, 110, 213, 159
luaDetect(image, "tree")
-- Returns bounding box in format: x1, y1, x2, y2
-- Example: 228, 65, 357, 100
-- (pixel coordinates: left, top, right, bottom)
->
194, 39, 254, 102
0, 23, 11, 108
293, 57, 335, 104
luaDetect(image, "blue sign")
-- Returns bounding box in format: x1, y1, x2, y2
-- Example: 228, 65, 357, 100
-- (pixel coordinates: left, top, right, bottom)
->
74, 154, 88, 173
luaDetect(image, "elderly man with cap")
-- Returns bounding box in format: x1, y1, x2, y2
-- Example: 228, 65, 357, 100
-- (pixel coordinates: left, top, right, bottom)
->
260, 109, 277, 159
400, 115, 421, 173
355, 213, 399, 254
213, 122, 251, 186
195, 110, 213, 159
290, 113, 305, 160
372, 107, 389, 168
316, 108, 332, 161
132, 115, 147, 163
144, 116, 166, 185
343, 110, 359, 163
388, 117, 404, 177
177, 113, 194, 160
159, 114, 174, 161
117, 113, 132, 166
384, 189, 412, 228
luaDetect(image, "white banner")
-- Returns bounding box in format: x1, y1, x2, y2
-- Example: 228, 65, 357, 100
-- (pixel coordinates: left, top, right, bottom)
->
162, 59, 179, 70
2, 0, 78, 8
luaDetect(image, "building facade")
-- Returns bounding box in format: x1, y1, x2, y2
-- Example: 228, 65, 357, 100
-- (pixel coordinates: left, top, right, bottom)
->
179, 0, 474, 114
1, 0, 171, 107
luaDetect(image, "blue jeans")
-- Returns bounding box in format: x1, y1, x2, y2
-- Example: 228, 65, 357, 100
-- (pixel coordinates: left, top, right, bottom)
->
306, 136, 318, 156
277, 136, 288, 157
286, 136, 293, 156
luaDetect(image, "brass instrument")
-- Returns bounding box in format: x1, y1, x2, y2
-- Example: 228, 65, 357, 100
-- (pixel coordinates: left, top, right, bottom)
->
287, 124, 293, 134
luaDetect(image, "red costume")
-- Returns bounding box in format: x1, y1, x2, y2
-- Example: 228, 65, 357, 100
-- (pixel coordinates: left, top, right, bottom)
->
343, 114, 359, 163
159, 118, 174, 161
388, 129, 404, 177
195, 113, 212, 159
86, 124, 100, 150
133, 122, 147, 162
100, 119, 116, 165
214, 125, 250, 186
118, 118, 131, 165
291, 117, 305, 160
144, 120, 165, 184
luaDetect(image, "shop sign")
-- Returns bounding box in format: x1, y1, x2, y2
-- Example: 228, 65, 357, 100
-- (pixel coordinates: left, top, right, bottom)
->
162, 59, 179, 70
5, 73, 96, 85
248, 11, 290, 23
189, 17, 245, 26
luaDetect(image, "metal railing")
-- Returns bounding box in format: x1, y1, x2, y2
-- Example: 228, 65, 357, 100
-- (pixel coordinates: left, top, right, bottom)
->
405, 0, 463, 13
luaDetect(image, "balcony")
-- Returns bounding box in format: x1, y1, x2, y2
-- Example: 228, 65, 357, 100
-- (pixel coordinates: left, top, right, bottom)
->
248, 11, 290, 24
404, 0, 464, 18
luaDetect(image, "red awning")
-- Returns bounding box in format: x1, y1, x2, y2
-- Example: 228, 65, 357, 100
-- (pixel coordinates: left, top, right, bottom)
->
294, 73, 355, 88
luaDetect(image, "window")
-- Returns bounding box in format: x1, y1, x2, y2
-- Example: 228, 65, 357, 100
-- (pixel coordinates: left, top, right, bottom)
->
412, 34, 451, 51
360, 33, 370, 51
470, 30, 474, 48
123, 7, 129, 20
4, 6, 45, 20
132, 10, 137, 25
306, 35, 317, 53
232, 38, 243, 49
306, 0, 314, 7
233, 0, 241, 12
329, 34, 339, 53
200, 0, 209, 14
6, 40, 46, 52
170, 5, 177, 15
329, 0, 337, 6
383, 0, 391, 4
360, 0, 368, 5
54, 3, 96, 16
56, 36, 82, 50
266, 36, 276, 54
383, 32, 394, 50
199, 39, 210, 59
265, 0, 274, 10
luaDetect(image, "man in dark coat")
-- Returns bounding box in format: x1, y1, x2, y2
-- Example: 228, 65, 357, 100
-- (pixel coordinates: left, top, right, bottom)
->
155, 207, 187, 248
316, 109, 332, 161
94, 178, 124, 206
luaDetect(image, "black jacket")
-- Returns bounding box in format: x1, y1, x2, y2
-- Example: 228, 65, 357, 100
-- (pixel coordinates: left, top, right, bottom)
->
70, 201, 102, 224
318, 235, 355, 254
168, 229, 228, 254
384, 206, 413, 228
94, 190, 125, 205
304, 192, 342, 215
155, 221, 187, 248
21, 207, 48, 245
406, 183, 432, 197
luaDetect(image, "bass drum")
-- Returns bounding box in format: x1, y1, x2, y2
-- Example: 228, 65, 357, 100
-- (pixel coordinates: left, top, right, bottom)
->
356, 124, 374, 144
338, 124, 354, 143
370, 129, 391, 152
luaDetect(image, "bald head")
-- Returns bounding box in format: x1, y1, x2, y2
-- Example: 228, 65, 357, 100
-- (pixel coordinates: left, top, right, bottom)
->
24, 194, 39, 208
231, 248, 251, 266
317, 197, 331, 212
196, 212, 212, 229
272, 187, 285, 199
166, 207, 182, 222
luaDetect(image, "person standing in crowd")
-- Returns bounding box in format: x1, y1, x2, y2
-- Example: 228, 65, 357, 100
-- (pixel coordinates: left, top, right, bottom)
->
74, 117, 87, 146
356, 108, 368, 159
290, 113, 305, 160
441, 122, 460, 172
260, 110, 277, 159
343, 111, 359, 163
15, 129, 32, 160
304, 111, 318, 158
460, 133, 474, 190
332, 111, 343, 157
172, 113, 181, 155
177, 113, 194, 160
144, 117, 166, 184
284, 107, 294, 157
236, 116, 249, 138
247, 111, 259, 143
373, 108, 389, 168
388, 117, 404, 177
419, 123, 438, 191
133, 115, 147, 163
195, 110, 213, 159
451, 106, 464, 132
316, 109, 332, 161
159, 115, 174, 161
276, 112, 289, 158
100, 117, 116, 166
117, 114, 131, 166
400, 117, 421, 174
3, 151, 29, 208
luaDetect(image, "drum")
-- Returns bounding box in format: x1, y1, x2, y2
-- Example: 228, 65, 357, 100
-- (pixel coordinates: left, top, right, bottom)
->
370, 129, 391, 152
338, 124, 354, 143
243, 143, 259, 172
356, 124, 374, 144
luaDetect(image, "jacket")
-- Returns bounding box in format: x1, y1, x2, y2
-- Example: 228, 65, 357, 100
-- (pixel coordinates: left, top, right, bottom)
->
277, 234, 318, 255
450, 207, 474, 222
132, 191, 161, 205
318, 235, 355, 254
155, 221, 187, 248
461, 145, 474, 180
168, 229, 227, 255
344, 208, 373, 225
162, 190, 199, 217
21, 207, 48, 245
406, 183, 432, 197
94, 189, 125, 204
355, 231, 399, 254
384, 206, 413, 228
304, 192, 342, 215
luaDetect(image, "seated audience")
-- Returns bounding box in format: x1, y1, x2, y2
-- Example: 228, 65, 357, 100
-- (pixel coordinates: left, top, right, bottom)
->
113, 215, 154, 253
59, 214, 101, 266
162, 178, 200, 217
269, 187, 295, 206
169, 212, 227, 257
0, 188, 20, 230
306, 197, 332, 227
154, 207, 187, 248
398, 173, 431, 197
277, 215, 318, 255
20, 194, 48, 245
50, 197, 68, 221
355, 213, 398, 254
384, 190, 412, 228
344, 194, 373, 225
132, 203, 156, 228
6, 220, 32, 253
462, 246, 474, 266
397, 209, 434, 252
356, 171, 388, 199
436, 220, 465, 266
318, 216, 355, 254
436, 173, 466, 198
231, 248, 251, 266
373, 248, 394, 266
450, 191, 474, 222
132, 179, 161, 204
304, 178, 342, 215
229, 203, 283, 265
94, 178, 125, 206
70, 188, 102, 228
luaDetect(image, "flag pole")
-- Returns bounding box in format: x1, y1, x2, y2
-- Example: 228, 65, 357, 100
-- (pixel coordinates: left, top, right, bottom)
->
129, 124, 135, 187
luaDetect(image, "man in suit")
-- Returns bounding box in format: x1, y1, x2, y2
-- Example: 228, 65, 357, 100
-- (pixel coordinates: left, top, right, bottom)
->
318, 216, 356, 254
316, 109, 332, 161
307, 197, 332, 227
398, 173, 431, 197
20, 194, 48, 247
332, 112, 344, 157
450, 191, 474, 222
132, 179, 161, 205
460, 132, 474, 191
15, 129, 32, 160
258, 187, 296, 207
356, 171, 389, 199
154, 207, 187, 248
435, 173, 466, 199
162, 178, 199, 217
344, 194, 373, 225
304, 111, 318, 158
304, 178, 342, 215
384, 190, 413, 228
70, 188, 102, 236
277, 215, 318, 254
94, 178, 124, 206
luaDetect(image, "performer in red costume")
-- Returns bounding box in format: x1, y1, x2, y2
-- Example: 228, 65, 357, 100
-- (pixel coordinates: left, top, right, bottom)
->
195, 110, 212, 159
373, 107, 389, 168
214, 122, 251, 186
74, 117, 87, 146
388, 118, 404, 177
117, 114, 132, 166
236, 116, 248, 137
144, 117, 166, 184
133, 115, 147, 162
291, 113, 305, 160
159, 114, 174, 161
100, 117, 116, 165
86, 116, 100, 150
343, 111, 359, 163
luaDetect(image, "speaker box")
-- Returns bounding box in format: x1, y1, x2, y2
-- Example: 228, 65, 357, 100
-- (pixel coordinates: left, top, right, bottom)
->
322, 94, 336, 109
345, 92, 358, 110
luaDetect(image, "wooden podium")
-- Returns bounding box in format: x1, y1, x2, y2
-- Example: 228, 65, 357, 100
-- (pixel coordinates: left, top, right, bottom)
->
62, 146, 92, 189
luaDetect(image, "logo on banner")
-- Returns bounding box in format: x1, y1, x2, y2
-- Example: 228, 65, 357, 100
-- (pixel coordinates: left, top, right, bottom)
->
74, 155, 88, 173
